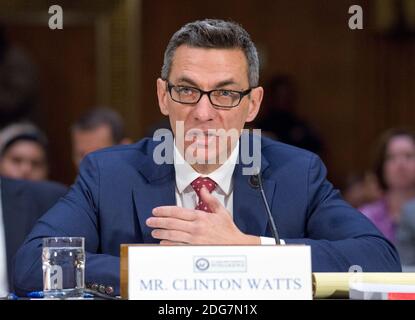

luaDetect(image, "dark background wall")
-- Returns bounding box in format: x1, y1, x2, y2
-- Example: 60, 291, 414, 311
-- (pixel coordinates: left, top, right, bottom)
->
6, 25, 96, 184
1, 0, 415, 187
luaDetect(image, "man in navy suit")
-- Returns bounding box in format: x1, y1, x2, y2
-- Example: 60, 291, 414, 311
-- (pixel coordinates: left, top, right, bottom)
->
0, 177, 67, 296
14, 19, 401, 296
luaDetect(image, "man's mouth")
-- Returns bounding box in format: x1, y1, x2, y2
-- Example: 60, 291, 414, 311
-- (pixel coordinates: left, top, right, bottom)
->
186, 129, 218, 146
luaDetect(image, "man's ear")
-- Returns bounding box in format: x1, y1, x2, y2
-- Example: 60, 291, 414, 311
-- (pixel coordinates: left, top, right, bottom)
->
246, 86, 263, 122
157, 78, 169, 116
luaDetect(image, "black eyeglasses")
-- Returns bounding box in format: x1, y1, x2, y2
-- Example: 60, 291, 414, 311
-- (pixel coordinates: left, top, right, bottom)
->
166, 81, 252, 109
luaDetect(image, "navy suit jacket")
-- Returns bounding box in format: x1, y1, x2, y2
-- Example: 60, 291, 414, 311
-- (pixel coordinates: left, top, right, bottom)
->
1, 177, 67, 290
13, 135, 401, 295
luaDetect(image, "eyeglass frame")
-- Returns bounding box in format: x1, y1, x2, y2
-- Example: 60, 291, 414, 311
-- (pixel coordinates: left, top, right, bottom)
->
164, 80, 254, 109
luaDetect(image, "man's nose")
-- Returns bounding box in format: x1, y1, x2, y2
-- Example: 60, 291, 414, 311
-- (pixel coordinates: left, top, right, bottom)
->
192, 94, 216, 122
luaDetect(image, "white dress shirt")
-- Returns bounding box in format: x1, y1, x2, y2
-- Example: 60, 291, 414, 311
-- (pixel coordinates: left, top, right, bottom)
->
173, 142, 281, 245
0, 179, 9, 297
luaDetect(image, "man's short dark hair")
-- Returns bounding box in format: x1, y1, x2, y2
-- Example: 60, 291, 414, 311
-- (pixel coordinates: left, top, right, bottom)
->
72, 107, 126, 144
161, 19, 260, 87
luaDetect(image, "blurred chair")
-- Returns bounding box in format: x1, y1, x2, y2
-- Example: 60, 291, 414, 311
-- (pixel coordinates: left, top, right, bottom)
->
397, 199, 415, 269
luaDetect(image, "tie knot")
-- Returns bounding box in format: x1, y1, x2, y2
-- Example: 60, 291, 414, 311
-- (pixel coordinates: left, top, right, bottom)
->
191, 177, 217, 196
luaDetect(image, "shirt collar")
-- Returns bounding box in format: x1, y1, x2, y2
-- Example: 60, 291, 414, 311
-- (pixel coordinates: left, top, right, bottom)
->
173, 140, 239, 195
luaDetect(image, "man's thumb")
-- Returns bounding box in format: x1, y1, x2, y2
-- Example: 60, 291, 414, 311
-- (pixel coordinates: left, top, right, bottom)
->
199, 186, 222, 213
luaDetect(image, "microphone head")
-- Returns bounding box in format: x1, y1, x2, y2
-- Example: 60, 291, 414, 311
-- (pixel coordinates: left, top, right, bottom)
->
248, 167, 261, 188
249, 175, 260, 188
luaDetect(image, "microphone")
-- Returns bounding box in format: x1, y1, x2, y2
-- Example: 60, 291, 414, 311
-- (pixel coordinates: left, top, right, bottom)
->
249, 170, 281, 245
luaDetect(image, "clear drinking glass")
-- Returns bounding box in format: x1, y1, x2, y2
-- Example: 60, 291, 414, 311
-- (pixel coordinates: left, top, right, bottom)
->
42, 237, 85, 299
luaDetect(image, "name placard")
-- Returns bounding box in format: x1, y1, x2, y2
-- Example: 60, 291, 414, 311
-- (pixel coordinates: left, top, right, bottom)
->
121, 245, 312, 300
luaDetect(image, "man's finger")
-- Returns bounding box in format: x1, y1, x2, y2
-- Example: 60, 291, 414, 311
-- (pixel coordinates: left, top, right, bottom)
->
146, 217, 193, 232
160, 240, 187, 246
199, 186, 225, 213
151, 228, 191, 243
152, 206, 196, 221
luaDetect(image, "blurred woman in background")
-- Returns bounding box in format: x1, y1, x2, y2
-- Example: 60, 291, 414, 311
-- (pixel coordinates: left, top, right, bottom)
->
359, 128, 415, 243
0, 123, 48, 181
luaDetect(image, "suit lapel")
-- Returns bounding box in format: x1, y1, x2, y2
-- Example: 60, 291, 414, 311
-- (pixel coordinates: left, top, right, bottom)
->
233, 137, 277, 237
132, 154, 176, 243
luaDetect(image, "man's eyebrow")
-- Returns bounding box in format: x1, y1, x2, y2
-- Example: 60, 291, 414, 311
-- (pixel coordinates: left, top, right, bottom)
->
214, 80, 238, 88
175, 77, 239, 89
175, 77, 199, 87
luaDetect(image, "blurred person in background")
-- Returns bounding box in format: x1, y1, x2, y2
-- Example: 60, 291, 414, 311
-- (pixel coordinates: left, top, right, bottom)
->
71, 107, 131, 168
254, 74, 323, 155
359, 128, 415, 243
0, 176, 67, 297
0, 123, 48, 181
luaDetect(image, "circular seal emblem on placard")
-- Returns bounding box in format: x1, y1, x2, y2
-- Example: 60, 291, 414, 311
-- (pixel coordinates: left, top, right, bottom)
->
195, 258, 210, 271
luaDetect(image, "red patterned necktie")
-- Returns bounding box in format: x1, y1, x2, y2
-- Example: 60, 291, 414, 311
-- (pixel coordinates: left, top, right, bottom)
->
190, 177, 217, 212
